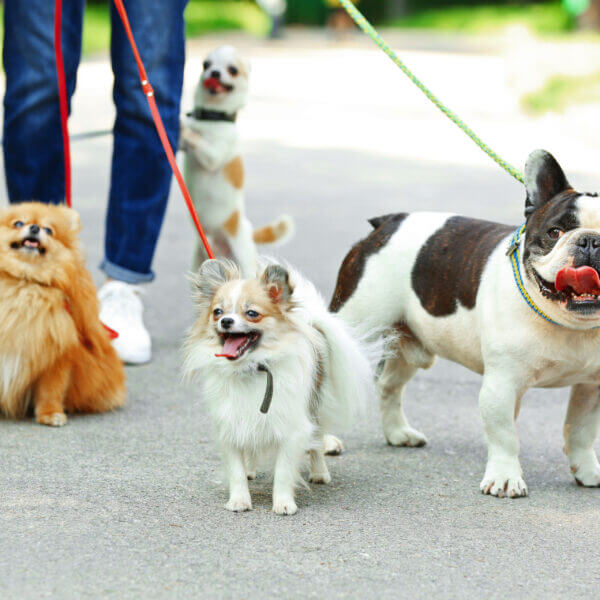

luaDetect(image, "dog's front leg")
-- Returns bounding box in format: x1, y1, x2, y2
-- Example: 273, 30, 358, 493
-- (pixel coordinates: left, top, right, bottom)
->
564, 384, 600, 487
479, 373, 527, 498
34, 359, 71, 427
223, 445, 252, 512
272, 442, 303, 515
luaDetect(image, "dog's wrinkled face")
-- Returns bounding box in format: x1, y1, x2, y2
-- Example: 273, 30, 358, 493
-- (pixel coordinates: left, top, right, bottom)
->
195, 45, 249, 115
0, 202, 81, 283
522, 150, 600, 327
192, 260, 295, 365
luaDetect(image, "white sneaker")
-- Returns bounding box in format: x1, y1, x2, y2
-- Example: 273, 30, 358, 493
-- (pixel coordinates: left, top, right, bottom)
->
98, 280, 152, 365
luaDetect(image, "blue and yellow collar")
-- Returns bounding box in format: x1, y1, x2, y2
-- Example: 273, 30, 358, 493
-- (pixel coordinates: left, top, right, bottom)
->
506, 224, 564, 327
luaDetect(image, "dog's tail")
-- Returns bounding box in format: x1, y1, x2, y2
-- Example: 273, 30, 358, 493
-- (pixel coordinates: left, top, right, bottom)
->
253, 215, 295, 247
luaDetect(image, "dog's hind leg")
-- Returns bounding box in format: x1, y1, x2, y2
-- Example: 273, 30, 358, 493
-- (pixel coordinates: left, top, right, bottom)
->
378, 354, 427, 448
222, 212, 257, 278
323, 433, 344, 455
564, 384, 600, 487
309, 439, 331, 484
243, 450, 257, 480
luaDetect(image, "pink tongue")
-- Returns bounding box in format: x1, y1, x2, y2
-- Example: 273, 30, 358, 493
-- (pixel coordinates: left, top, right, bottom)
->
203, 77, 224, 92
555, 266, 600, 295
215, 335, 248, 359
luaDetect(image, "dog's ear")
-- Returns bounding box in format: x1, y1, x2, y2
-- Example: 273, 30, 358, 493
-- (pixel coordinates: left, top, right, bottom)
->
261, 264, 292, 304
57, 205, 81, 233
524, 150, 572, 218
192, 259, 238, 305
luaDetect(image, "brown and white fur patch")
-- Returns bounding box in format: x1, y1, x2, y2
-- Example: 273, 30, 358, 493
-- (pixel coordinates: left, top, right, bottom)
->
182, 259, 375, 515
180, 46, 294, 276
331, 149, 600, 498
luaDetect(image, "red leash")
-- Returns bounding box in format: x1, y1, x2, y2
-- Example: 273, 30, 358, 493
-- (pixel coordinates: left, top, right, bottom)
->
53, 0, 215, 258
54, 0, 71, 208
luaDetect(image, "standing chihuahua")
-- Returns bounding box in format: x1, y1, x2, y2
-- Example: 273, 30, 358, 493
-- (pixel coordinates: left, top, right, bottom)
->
180, 46, 294, 276
183, 259, 375, 515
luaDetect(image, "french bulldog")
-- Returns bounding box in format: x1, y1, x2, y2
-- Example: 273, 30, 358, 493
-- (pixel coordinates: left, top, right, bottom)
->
330, 149, 600, 498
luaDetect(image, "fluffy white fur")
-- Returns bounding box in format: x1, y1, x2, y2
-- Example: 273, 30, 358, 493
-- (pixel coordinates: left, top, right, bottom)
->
183, 259, 375, 515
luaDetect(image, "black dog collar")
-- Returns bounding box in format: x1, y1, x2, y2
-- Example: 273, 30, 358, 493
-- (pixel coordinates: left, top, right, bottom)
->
186, 108, 236, 123
257, 364, 273, 414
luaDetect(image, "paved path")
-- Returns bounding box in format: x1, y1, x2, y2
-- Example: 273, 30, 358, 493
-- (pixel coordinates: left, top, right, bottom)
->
1, 31, 599, 599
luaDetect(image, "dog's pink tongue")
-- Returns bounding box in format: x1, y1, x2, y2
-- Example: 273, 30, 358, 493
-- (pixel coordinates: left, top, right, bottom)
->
215, 335, 248, 359
555, 266, 600, 295
203, 77, 224, 92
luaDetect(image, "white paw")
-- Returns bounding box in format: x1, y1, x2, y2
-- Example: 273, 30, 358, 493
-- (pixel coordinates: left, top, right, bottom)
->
480, 462, 527, 498
225, 495, 252, 512
385, 426, 427, 448
309, 471, 331, 485
37, 413, 67, 427
323, 434, 344, 456
571, 460, 600, 487
246, 471, 257, 481
272, 497, 297, 515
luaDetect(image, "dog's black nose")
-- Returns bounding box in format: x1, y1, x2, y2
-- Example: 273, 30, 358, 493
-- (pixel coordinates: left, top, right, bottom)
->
220, 317, 234, 330
29, 224, 40, 234
576, 234, 600, 250
210, 70, 221, 80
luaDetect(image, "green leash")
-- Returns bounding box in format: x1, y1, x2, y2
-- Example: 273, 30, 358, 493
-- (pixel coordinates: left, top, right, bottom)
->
338, 0, 525, 185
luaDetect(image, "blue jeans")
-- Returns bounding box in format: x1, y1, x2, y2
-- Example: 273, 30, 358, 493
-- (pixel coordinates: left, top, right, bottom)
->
3, 0, 188, 283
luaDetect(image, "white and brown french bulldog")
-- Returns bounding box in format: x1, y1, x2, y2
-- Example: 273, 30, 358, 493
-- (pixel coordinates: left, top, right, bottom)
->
180, 45, 294, 276
330, 149, 600, 498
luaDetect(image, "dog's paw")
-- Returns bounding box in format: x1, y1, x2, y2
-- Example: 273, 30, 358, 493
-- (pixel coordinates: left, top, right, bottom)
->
571, 460, 600, 487
37, 412, 67, 427
323, 434, 344, 456
225, 495, 252, 512
385, 426, 427, 448
272, 497, 297, 515
480, 463, 527, 498
309, 471, 331, 485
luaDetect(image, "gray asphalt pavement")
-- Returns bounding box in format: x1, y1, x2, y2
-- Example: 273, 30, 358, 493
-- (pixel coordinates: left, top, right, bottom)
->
1, 32, 599, 599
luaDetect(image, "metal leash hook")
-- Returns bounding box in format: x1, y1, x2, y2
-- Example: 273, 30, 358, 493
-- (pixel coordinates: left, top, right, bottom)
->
257, 364, 273, 414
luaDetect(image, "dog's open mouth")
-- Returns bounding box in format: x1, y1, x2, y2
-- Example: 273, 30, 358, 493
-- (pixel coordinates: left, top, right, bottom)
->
10, 237, 45, 254
535, 266, 600, 312
203, 77, 234, 95
215, 331, 261, 360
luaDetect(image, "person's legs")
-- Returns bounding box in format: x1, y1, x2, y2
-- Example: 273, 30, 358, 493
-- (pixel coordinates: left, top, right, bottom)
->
101, 0, 188, 283
3, 0, 84, 204
98, 0, 187, 364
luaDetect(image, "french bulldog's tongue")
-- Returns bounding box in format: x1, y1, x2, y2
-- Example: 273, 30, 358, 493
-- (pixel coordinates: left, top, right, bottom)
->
555, 266, 600, 295
203, 77, 223, 92
215, 335, 248, 358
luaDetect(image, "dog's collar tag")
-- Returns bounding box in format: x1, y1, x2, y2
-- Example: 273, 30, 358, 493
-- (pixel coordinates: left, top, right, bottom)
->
257, 363, 273, 414
187, 108, 236, 123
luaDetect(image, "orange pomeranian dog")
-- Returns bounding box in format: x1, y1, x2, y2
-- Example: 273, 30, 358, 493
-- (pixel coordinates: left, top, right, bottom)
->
0, 202, 125, 426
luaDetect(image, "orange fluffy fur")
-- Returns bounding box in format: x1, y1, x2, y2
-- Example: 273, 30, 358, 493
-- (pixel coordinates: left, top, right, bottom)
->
0, 202, 125, 426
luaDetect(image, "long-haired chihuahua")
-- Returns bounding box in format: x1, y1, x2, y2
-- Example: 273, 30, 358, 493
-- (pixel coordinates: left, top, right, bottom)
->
183, 259, 375, 515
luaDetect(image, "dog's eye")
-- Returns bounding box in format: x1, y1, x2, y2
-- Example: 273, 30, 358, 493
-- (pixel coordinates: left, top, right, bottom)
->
246, 310, 260, 319
43, 227, 53, 236
213, 308, 223, 317
548, 227, 564, 239
13, 221, 24, 228
228, 65, 239, 77
203, 60, 211, 71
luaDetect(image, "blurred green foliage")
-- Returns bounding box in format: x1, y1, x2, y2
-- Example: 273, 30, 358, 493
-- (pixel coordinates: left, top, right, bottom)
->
522, 71, 600, 113
386, 2, 575, 34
